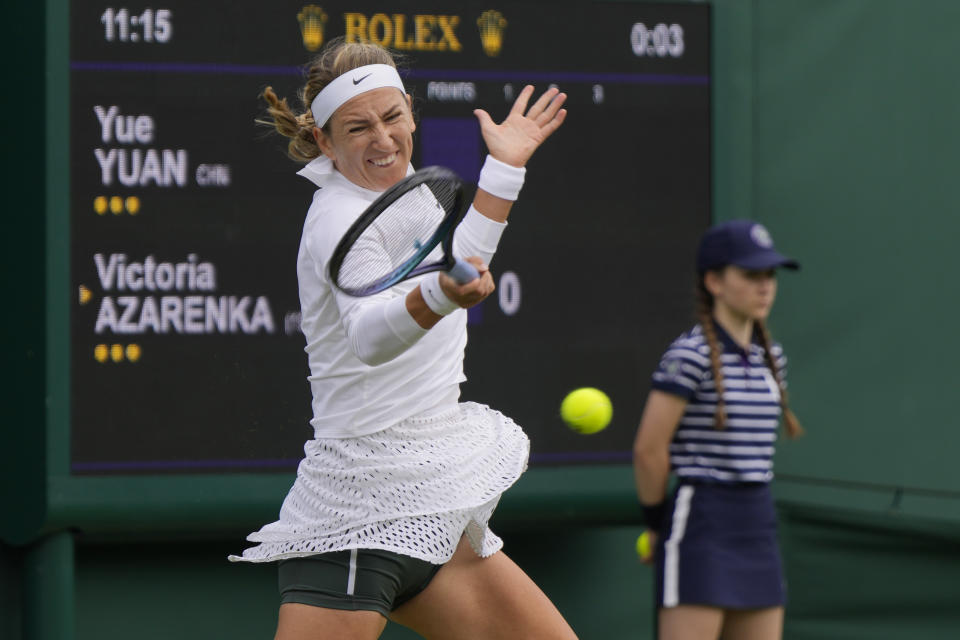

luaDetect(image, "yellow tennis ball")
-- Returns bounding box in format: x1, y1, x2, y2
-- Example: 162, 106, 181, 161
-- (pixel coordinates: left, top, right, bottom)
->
560, 387, 612, 434
636, 530, 652, 561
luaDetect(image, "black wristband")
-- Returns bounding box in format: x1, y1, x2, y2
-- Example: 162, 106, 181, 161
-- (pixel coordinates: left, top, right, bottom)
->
642, 501, 667, 529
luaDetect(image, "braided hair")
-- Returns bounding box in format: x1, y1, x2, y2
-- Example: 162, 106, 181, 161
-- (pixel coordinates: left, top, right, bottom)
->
696, 275, 803, 438
696, 279, 728, 430
754, 319, 804, 438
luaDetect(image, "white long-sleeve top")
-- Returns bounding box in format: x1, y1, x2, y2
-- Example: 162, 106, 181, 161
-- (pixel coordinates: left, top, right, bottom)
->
295, 157, 507, 438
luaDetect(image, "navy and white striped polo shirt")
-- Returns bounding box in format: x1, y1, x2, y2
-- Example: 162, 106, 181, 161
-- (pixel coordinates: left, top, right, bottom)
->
651, 323, 787, 484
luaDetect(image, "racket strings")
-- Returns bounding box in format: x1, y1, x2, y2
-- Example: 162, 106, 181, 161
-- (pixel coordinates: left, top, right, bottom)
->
336, 181, 458, 293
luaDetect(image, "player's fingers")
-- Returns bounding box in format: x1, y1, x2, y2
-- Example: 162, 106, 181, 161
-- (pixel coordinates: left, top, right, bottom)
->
478, 269, 495, 295
526, 86, 561, 119
440, 275, 477, 305
452, 275, 493, 306
539, 108, 568, 138
443, 258, 489, 303
464, 256, 489, 273
473, 108, 495, 131
462, 265, 493, 292
461, 258, 488, 287
508, 85, 535, 117
536, 92, 567, 125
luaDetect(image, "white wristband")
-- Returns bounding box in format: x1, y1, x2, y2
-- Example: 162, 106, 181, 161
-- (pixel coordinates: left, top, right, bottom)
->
421, 272, 460, 316
477, 154, 526, 201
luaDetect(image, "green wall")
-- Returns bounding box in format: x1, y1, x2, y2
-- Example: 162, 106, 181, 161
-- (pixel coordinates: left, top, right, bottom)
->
68, 528, 652, 640
9, 511, 959, 640
60, 510, 960, 640
778, 506, 960, 640
754, 0, 960, 516
1, 542, 23, 638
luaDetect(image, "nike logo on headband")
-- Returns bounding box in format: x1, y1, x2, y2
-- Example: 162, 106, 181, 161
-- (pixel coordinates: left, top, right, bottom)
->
352, 73, 372, 85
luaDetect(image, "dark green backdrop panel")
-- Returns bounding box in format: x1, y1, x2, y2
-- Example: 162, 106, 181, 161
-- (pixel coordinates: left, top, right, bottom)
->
1, 0, 49, 548
1, 542, 23, 639
751, 1, 960, 502
70, 513, 960, 640
778, 504, 960, 640
74, 529, 653, 640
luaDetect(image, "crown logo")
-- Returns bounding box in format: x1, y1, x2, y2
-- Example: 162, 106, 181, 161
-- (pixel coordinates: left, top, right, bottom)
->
298, 5, 328, 51
477, 10, 507, 57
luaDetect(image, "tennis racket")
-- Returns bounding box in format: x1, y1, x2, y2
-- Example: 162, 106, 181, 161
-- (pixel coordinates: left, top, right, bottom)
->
328, 166, 480, 296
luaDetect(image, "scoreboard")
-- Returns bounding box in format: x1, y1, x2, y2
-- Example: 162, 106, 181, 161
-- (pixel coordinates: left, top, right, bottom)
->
68, 1, 711, 475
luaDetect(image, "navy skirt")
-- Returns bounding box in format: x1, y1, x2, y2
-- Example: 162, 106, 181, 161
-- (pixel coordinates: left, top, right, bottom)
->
654, 482, 785, 609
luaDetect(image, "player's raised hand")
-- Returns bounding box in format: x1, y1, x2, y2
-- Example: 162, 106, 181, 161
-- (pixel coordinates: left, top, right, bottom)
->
473, 85, 567, 168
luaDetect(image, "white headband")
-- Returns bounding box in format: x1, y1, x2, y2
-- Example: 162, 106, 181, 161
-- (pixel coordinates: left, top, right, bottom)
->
310, 64, 406, 128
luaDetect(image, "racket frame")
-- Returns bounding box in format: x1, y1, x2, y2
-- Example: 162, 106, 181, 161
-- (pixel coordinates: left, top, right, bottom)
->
328, 166, 472, 296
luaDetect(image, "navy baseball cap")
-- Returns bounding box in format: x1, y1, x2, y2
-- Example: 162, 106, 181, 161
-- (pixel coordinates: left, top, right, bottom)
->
696, 219, 799, 273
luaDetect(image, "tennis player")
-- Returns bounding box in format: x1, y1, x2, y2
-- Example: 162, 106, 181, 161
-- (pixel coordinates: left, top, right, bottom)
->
230, 38, 571, 640
633, 220, 802, 640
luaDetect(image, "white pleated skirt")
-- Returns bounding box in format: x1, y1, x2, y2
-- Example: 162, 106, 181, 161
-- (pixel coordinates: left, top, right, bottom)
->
229, 402, 530, 565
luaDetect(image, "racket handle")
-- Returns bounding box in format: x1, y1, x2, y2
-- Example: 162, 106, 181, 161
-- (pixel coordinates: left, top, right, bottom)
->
448, 259, 480, 284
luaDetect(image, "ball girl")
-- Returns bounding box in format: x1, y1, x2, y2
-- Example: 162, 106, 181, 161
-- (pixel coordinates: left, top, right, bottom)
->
633, 219, 802, 640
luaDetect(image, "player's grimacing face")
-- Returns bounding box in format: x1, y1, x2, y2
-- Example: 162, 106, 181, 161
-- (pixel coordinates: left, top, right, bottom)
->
316, 88, 415, 192
709, 265, 778, 322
